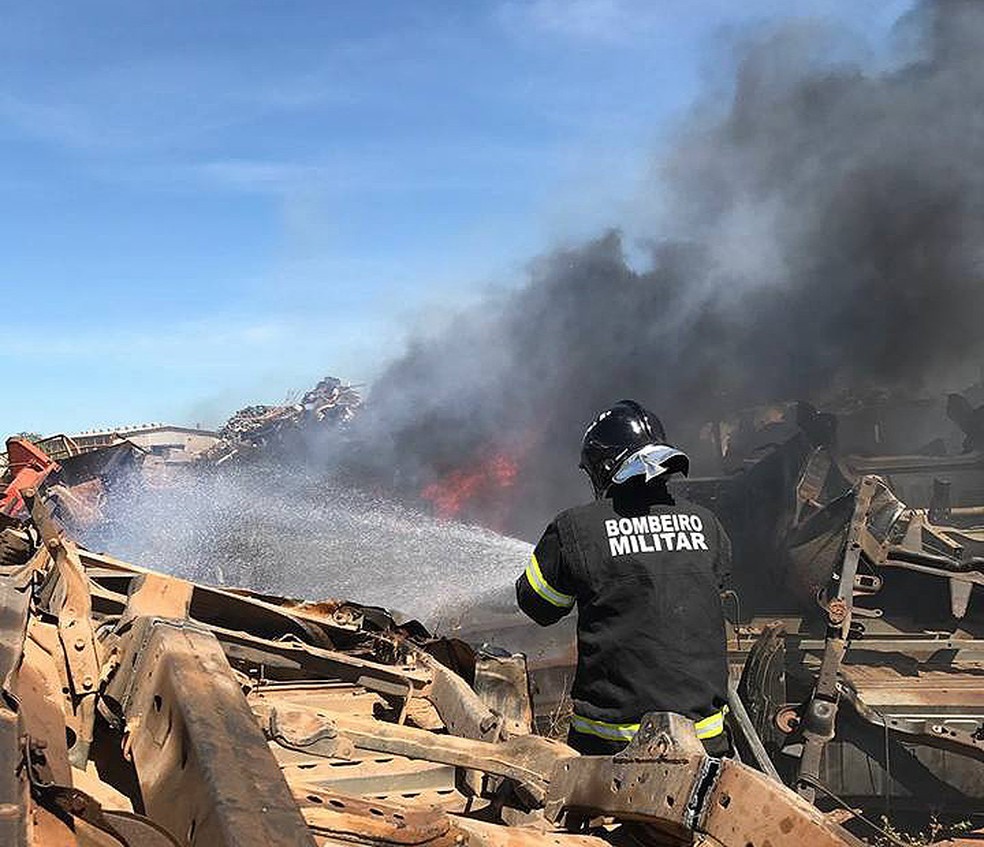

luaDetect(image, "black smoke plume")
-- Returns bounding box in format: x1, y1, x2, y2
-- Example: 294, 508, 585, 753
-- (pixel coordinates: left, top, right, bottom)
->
355, 0, 984, 539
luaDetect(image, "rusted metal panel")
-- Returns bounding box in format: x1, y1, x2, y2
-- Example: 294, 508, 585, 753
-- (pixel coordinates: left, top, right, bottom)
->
0, 560, 34, 847
453, 817, 602, 847
0, 464, 888, 846
296, 789, 458, 846
416, 649, 502, 741
324, 713, 571, 804
844, 663, 984, 709
118, 572, 192, 624
474, 652, 535, 738
544, 713, 862, 846
701, 761, 866, 847
278, 747, 457, 798
0, 706, 28, 847
26, 493, 100, 765
111, 616, 317, 847
16, 640, 73, 787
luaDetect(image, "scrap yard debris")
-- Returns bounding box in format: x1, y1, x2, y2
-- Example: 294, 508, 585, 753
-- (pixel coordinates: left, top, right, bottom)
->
0, 427, 864, 846
202, 376, 362, 466
5, 379, 984, 843
0, 374, 361, 483
440, 387, 984, 844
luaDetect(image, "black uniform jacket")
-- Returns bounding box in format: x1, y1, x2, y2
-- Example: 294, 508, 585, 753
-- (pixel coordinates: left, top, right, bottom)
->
516, 486, 730, 727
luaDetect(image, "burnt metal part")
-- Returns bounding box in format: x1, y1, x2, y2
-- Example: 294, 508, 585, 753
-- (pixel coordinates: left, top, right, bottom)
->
0, 459, 872, 846
473, 651, 535, 739
441, 395, 984, 834
0, 529, 31, 567
415, 647, 503, 741
726, 679, 781, 781
30, 780, 182, 847
736, 620, 788, 754
26, 491, 100, 766
109, 614, 318, 847
839, 676, 984, 762
297, 787, 461, 845
830, 707, 972, 808
0, 560, 31, 847
798, 476, 877, 801
543, 712, 864, 846
265, 706, 574, 806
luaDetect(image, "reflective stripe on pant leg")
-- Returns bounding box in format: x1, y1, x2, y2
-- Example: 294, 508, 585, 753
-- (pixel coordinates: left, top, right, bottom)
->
694, 707, 728, 740
569, 713, 639, 742
571, 707, 728, 743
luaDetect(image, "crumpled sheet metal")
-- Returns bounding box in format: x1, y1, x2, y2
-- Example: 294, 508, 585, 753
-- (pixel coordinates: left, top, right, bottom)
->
0, 486, 866, 847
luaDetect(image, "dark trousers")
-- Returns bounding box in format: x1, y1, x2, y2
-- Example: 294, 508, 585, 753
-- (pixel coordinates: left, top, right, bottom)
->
567, 726, 732, 758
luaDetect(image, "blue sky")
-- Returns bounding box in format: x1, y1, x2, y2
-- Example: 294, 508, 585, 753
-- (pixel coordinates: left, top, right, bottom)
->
0, 0, 912, 436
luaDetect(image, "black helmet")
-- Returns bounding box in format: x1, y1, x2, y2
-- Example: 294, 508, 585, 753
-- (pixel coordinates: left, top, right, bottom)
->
579, 400, 689, 498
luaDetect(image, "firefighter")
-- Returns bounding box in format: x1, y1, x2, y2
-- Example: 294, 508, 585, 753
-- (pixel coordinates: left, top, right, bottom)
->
516, 400, 732, 757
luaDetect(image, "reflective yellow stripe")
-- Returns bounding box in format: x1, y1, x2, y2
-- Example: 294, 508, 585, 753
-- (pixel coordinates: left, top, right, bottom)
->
524, 553, 574, 608
570, 708, 728, 742
695, 707, 728, 740
570, 714, 639, 741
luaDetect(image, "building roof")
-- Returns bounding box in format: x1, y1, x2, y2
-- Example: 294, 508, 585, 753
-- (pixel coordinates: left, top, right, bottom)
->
65, 423, 219, 438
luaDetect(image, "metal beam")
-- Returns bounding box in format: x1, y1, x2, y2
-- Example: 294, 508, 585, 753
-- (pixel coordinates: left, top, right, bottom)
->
111, 616, 317, 847
0, 560, 35, 847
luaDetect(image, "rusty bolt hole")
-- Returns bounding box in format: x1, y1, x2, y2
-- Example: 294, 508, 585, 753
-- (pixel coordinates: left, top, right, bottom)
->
719, 793, 731, 809
329, 799, 345, 809
307, 795, 323, 804
153, 695, 163, 713
666, 795, 675, 807
611, 777, 622, 793
369, 808, 385, 817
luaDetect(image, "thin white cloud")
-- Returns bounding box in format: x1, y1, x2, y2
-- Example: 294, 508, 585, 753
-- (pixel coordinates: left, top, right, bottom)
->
494, 0, 886, 46
194, 161, 331, 192
0, 45, 376, 155
0, 92, 108, 149
178, 141, 572, 196
495, 0, 667, 44
0, 318, 292, 363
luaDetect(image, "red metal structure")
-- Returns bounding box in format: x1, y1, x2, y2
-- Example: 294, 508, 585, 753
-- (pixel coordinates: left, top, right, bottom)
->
0, 438, 58, 517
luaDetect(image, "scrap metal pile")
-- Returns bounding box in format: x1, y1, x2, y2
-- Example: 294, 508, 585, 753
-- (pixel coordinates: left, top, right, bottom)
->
0, 443, 862, 846
447, 390, 984, 843
6, 385, 984, 844
202, 376, 362, 466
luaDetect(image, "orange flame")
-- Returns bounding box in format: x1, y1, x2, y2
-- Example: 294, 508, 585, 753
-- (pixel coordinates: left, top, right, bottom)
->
420, 451, 519, 524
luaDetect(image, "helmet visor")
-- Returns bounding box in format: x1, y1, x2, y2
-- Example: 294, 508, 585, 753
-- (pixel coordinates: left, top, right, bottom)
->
611, 444, 690, 485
